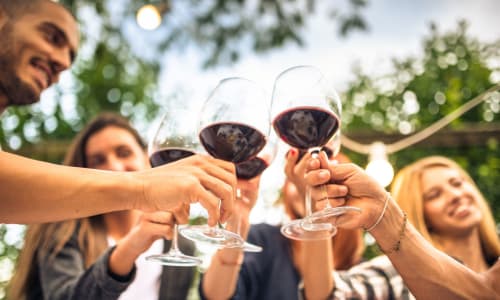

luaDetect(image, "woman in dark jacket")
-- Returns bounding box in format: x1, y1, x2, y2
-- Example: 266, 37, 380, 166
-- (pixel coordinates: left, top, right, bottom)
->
8, 112, 196, 300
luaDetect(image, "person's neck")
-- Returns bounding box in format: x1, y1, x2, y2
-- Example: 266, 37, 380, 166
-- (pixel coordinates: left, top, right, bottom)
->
439, 228, 489, 272
103, 210, 140, 241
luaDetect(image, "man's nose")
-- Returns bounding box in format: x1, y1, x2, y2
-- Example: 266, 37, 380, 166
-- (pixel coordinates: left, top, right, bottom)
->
50, 48, 72, 81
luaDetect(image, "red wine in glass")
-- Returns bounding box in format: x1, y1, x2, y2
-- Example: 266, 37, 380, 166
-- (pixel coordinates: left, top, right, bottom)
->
270, 65, 360, 241
146, 147, 202, 266
150, 148, 196, 166
273, 106, 340, 149
180, 77, 271, 251
199, 122, 267, 164
236, 157, 269, 180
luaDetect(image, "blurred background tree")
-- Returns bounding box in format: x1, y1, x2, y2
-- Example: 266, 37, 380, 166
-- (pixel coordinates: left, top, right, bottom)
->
342, 21, 499, 219
1, 0, 499, 298
340, 21, 500, 257
1, 0, 368, 158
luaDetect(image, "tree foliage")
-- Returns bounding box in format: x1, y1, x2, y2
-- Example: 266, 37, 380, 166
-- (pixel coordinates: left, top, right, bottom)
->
1, 0, 499, 297
340, 21, 499, 257
0, 0, 368, 155
342, 21, 500, 223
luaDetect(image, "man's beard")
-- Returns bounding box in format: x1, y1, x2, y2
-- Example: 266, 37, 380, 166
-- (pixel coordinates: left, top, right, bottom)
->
0, 23, 40, 107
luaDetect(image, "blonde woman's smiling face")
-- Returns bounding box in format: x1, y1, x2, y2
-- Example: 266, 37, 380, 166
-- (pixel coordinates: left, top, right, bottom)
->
421, 166, 482, 237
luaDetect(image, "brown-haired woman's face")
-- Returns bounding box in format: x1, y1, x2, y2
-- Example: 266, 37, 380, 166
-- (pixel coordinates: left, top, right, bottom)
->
85, 126, 148, 171
421, 166, 483, 236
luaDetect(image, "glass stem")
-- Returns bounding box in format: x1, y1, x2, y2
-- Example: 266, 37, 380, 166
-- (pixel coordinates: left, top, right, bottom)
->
235, 188, 242, 235
305, 185, 313, 216
321, 184, 332, 209
169, 224, 180, 254
307, 148, 330, 215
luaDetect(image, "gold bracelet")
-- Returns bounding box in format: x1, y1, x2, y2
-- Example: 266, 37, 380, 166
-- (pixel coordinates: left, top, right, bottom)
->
379, 212, 407, 254
365, 192, 390, 232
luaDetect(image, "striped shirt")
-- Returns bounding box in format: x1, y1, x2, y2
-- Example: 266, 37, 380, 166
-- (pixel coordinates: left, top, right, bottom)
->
300, 255, 414, 300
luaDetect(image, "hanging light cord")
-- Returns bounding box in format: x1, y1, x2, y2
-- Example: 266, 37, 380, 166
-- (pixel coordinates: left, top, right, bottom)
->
341, 84, 500, 154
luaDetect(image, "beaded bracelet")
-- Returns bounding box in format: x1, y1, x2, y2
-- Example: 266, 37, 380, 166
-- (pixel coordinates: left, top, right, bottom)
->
379, 211, 408, 255
365, 192, 390, 232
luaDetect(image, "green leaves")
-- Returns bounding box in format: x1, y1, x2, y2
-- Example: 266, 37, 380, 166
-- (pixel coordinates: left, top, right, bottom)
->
342, 21, 500, 225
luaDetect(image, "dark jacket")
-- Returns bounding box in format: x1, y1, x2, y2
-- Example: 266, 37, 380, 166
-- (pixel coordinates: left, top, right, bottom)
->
199, 223, 301, 300
28, 227, 196, 300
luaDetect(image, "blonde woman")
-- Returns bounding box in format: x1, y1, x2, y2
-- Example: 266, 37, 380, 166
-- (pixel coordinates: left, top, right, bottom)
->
301, 155, 500, 299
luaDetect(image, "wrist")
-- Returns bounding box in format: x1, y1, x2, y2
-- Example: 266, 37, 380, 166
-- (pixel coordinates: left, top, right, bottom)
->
369, 201, 406, 252
364, 192, 390, 232
215, 249, 244, 267
217, 254, 243, 267
109, 243, 136, 277
123, 171, 145, 211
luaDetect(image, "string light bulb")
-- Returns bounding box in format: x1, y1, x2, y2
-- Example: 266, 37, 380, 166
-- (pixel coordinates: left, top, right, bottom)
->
365, 142, 394, 187
136, 2, 169, 30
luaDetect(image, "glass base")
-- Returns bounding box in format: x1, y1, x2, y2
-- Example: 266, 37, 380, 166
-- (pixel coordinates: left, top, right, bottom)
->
146, 253, 202, 267
179, 225, 245, 249
303, 206, 362, 228
242, 241, 263, 252
280, 219, 337, 241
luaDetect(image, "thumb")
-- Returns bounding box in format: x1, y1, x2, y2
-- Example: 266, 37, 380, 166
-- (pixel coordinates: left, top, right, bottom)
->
329, 163, 363, 182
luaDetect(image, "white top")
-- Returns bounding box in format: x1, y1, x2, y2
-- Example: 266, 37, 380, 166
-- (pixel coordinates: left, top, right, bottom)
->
108, 237, 164, 300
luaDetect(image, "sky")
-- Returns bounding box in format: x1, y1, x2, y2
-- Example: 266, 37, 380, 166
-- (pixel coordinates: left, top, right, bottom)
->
157, 0, 500, 102
157, 0, 500, 224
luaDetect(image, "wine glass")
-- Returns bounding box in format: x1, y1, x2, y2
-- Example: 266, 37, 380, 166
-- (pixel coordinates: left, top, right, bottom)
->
271, 65, 361, 240
233, 129, 279, 252
146, 109, 203, 266
179, 77, 271, 250
235, 128, 278, 180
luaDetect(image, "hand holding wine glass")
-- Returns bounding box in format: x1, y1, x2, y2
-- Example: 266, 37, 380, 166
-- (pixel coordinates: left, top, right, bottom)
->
146, 108, 235, 266
271, 65, 360, 240
180, 77, 271, 250
231, 129, 279, 252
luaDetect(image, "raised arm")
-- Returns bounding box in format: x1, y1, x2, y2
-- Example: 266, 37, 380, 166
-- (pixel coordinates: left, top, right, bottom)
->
201, 176, 261, 300
371, 203, 500, 300
305, 157, 500, 299
1, 151, 235, 224
284, 149, 335, 300
109, 208, 188, 276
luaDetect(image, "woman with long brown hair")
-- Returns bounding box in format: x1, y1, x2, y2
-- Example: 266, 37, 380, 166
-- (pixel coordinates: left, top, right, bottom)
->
8, 112, 196, 300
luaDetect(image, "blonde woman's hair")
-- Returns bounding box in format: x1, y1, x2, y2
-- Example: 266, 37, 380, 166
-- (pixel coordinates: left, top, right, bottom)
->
391, 156, 500, 265
8, 113, 144, 300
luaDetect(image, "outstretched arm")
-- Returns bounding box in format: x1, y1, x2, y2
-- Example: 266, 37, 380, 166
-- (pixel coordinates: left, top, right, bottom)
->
305, 158, 500, 299
1, 151, 137, 223
1, 151, 236, 224
371, 203, 500, 300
